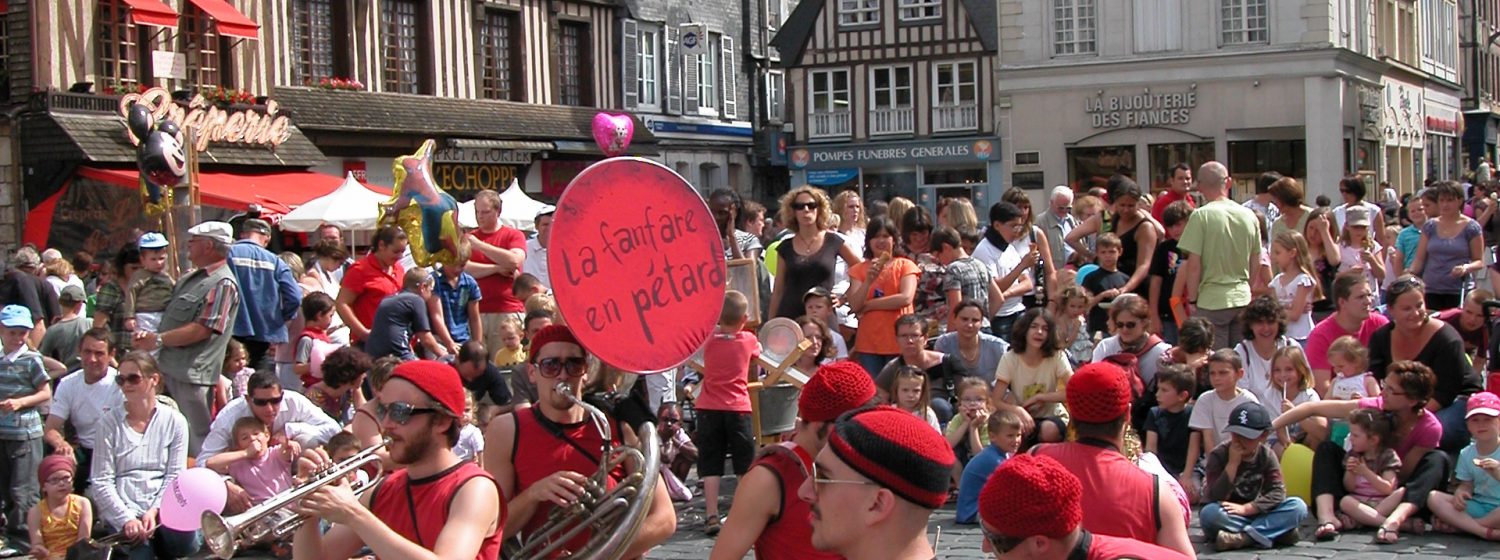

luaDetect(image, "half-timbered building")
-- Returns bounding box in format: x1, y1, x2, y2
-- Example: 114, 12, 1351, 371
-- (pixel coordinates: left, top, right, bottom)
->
770, 0, 1002, 209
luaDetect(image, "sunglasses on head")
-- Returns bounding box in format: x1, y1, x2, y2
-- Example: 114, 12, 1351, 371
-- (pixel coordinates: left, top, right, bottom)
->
115, 373, 145, 386
536, 357, 588, 379
376, 400, 442, 425
252, 396, 284, 407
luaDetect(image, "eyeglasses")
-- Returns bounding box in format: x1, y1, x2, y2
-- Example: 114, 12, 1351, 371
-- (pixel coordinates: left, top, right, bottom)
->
897, 332, 926, 341
251, 396, 284, 407
981, 524, 1026, 554
537, 357, 589, 379
960, 397, 989, 405
375, 400, 442, 425
115, 373, 144, 386
792, 202, 818, 211
45, 474, 73, 485
1114, 320, 1140, 330
1381, 383, 1408, 397
811, 461, 875, 490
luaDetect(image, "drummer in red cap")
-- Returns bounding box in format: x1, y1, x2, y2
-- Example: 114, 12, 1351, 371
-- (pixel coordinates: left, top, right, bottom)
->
979, 454, 1191, 559
711, 360, 880, 560
1033, 362, 1197, 558
292, 360, 504, 560
483, 325, 677, 558
796, 405, 957, 560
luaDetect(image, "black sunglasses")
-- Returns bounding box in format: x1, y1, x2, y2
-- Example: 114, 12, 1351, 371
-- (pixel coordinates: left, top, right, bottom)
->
537, 357, 588, 379
376, 401, 442, 425
792, 202, 819, 211
981, 523, 1026, 554
1114, 320, 1140, 330
115, 374, 144, 386
251, 396, 284, 407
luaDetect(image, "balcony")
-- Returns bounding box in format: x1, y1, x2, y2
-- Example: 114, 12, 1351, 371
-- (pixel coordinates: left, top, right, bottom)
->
868, 106, 914, 136
809, 110, 852, 139
933, 103, 978, 133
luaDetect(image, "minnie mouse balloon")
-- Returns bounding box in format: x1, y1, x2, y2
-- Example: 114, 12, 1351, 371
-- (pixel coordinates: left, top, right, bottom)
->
591, 112, 635, 157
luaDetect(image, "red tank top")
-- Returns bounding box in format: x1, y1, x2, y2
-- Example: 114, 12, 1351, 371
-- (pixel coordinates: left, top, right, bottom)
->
1082, 531, 1191, 560
1035, 440, 1160, 545
512, 406, 625, 557
750, 443, 843, 560
370, 461, 504, 560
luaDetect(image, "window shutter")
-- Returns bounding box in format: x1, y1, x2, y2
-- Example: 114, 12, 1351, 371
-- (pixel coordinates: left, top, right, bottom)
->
684, 49, 700, 114
622, 20, 639, 109
666, 25, 682, 114
721, 36, 737, 118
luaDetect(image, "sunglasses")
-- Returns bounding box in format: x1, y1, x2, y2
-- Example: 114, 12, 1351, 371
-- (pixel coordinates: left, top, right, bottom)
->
792, 202, 818, 211
252, 396, 284, 407
536, 357, 589, 379
982, 523, 1026, 553
810, 461, 875, 491
375, 400, 442, 425
115, 374, 145, 386
1114, 320, 1140, 330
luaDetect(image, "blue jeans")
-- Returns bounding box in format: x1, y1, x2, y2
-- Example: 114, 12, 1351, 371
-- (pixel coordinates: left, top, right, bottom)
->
1157, 316, 1179, 345
123, 527, 201, 560
1200, 498, 1308, 548
856, 353, 895, 379
0, 438, 41, 549
1437, 395, 1472, 454
931, 397, 954, 428
990, 313, 1021, 343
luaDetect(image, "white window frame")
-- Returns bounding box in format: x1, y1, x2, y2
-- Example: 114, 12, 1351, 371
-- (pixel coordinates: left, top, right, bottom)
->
869, 65, 913, 110
697, 33, 719, 116
838, 0, 879, 26
1220, 0, 1268, 46
1051, 0, 1096, 56
809, 68, 851, 113
898, 0, 940, 22
637, 24, 661, 111
768, 0, 786, 31
765, 70, 784, 123
932, 61, 976, 107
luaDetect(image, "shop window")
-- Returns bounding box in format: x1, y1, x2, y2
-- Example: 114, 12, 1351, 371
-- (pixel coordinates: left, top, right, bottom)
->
1012, 172, 1045, 191
898, 0, 941, 22
862, 170, 920, 204
291, 0, 344, 85
478, 9, 522, 101
1227, 140, 1306, 193
382, 0, 427, 94
838, 0, 880, 26
1067, 145, 1135, 193
1052, 0, 1096, 56
869, 65, 913, 136
182, 5, 230, 90
97, 0, 142, 90
559, 21, 593, 106
1221, 0, 1268, 45
1147, 143, 1215, 195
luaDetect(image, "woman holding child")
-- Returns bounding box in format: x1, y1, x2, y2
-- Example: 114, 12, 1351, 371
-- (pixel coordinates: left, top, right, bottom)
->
1367, 275, 1482, 454
89, 352, 198, 560
1065, 176, 1160, 298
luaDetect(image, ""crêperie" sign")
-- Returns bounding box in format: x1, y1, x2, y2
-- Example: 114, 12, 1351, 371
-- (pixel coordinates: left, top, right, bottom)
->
118, 87, 292, 153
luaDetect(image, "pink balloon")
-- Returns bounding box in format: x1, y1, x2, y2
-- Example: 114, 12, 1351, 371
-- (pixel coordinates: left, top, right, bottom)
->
591, 112, 635, 157
159, 467, 228, 531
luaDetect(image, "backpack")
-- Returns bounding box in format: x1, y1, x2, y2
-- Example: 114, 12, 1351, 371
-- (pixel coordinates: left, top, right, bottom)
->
1103, 334, 1162, 434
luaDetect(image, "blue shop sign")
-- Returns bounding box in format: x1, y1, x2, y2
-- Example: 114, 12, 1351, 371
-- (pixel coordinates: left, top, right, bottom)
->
807, 168, 859, 186
643, 115, 753, 139
788, 137, 998, 170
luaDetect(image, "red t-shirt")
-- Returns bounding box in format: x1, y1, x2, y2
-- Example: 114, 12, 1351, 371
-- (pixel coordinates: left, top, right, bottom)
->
471, 226, 528, 314
698, 331, 761, 413
340, 254, 403, 335
1151, 189, 1195, 223
1304, 313, 1389, 371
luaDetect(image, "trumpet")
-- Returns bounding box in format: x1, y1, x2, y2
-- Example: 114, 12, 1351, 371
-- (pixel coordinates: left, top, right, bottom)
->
508, 382, 661, 559
201, 438, 388, 559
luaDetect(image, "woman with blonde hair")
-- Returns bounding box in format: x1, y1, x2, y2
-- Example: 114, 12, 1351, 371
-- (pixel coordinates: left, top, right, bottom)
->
940, 198, 980, 236
769, 186, 862, 319
887, 197, 916, 227
831, 190, 867, 294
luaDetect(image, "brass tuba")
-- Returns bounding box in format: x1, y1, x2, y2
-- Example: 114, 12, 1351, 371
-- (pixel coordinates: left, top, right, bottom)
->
509, 383, 661, 559
200, 438, 389, 559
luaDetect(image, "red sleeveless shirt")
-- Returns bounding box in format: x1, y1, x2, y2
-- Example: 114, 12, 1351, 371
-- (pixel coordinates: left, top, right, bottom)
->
369, 461, 504, 560
1035, 439, 1160, 545
750, 443, 843, 560
1081, 531, 1192, 560
512, 406, 625, 557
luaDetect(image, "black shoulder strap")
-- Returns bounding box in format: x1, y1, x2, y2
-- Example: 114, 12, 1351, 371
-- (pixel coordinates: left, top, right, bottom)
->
529, 406, 602, 464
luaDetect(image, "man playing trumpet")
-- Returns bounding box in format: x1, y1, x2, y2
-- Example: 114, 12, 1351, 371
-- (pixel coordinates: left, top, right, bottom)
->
293, 361, 504, 560
485, 325, 677, 558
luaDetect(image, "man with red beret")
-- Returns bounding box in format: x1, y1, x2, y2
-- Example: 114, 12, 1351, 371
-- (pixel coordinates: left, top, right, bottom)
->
979, 453, 1191, 559
1034, 362, 1196, 558
710, 360, 880, 560
795, 406, 957, 560
483, 325, 677, 558
292, 360, 504, 560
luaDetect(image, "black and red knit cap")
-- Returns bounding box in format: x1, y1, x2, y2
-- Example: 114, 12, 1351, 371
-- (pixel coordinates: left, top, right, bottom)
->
529, 325, 581, 364
800, 360, 877, 423
1066, 361, 1132, 423
979, 454, 1081, 539
828, 405, 956, 509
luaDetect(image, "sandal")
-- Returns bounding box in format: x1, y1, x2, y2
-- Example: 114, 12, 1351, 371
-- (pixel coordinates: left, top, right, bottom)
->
1402, 517, 1427, 535
1314, 522, 1340, 541
704, 515, 722, 536
1375, 526, 1399, 544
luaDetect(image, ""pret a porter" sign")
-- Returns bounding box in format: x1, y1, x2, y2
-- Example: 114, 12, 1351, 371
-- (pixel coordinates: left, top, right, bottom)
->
118, 87, 293, 153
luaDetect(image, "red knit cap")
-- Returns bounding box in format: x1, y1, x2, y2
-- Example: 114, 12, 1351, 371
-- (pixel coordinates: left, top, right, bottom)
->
828, 406, 956, 509
979, 454, 1081, 539
800, 360, 877, 423
387, 360, 467, 418
1066, 361, 1132, 423
530, 325, 581, 364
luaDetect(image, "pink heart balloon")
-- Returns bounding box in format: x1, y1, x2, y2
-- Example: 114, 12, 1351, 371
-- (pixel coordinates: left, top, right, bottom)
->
591, 112, 635, 157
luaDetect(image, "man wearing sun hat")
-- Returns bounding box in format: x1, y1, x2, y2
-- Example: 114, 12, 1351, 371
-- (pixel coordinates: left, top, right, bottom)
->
1034, 361, 1195, 558
794, 405, 956, 560
979, 453, 1191, 559
711, 360, 879, 560
294, 360, 504, 560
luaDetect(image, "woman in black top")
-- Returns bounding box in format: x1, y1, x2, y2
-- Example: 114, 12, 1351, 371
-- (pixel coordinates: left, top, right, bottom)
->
1367, 275, 1483, 452
768, 186, 862, 319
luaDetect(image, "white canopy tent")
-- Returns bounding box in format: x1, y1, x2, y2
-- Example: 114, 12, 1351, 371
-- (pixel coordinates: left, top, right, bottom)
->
280, 172, 391, 232
457, 179, 554, 232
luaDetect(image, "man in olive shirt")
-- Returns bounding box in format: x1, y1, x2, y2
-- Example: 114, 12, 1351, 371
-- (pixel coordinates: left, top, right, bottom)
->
1178, 161, 1262, 349
132, 221, 241, 455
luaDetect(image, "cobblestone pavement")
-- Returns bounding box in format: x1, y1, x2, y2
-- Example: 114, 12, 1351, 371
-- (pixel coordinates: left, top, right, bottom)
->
648, 477, 1500, 559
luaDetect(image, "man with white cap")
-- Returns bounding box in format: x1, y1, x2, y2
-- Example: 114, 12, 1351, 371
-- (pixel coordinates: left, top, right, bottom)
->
522, 207, 555, 290
133, 221, 241, 455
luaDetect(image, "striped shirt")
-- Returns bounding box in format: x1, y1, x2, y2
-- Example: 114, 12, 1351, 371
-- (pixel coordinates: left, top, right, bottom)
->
88, 405, 188, 530
0, 346, 49, 440
196, 270, 239, 335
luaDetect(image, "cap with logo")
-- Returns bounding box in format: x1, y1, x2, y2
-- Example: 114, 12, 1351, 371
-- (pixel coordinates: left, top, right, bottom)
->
0, 305, 33, 329
1467, 392, 1500, 419
1225, 402, 1272, 439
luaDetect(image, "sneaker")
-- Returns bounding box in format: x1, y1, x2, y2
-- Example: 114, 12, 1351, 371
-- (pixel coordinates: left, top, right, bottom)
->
704, 515, 722, 536
1216, 531, 1250, 551
1273, 529, 1301, 547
